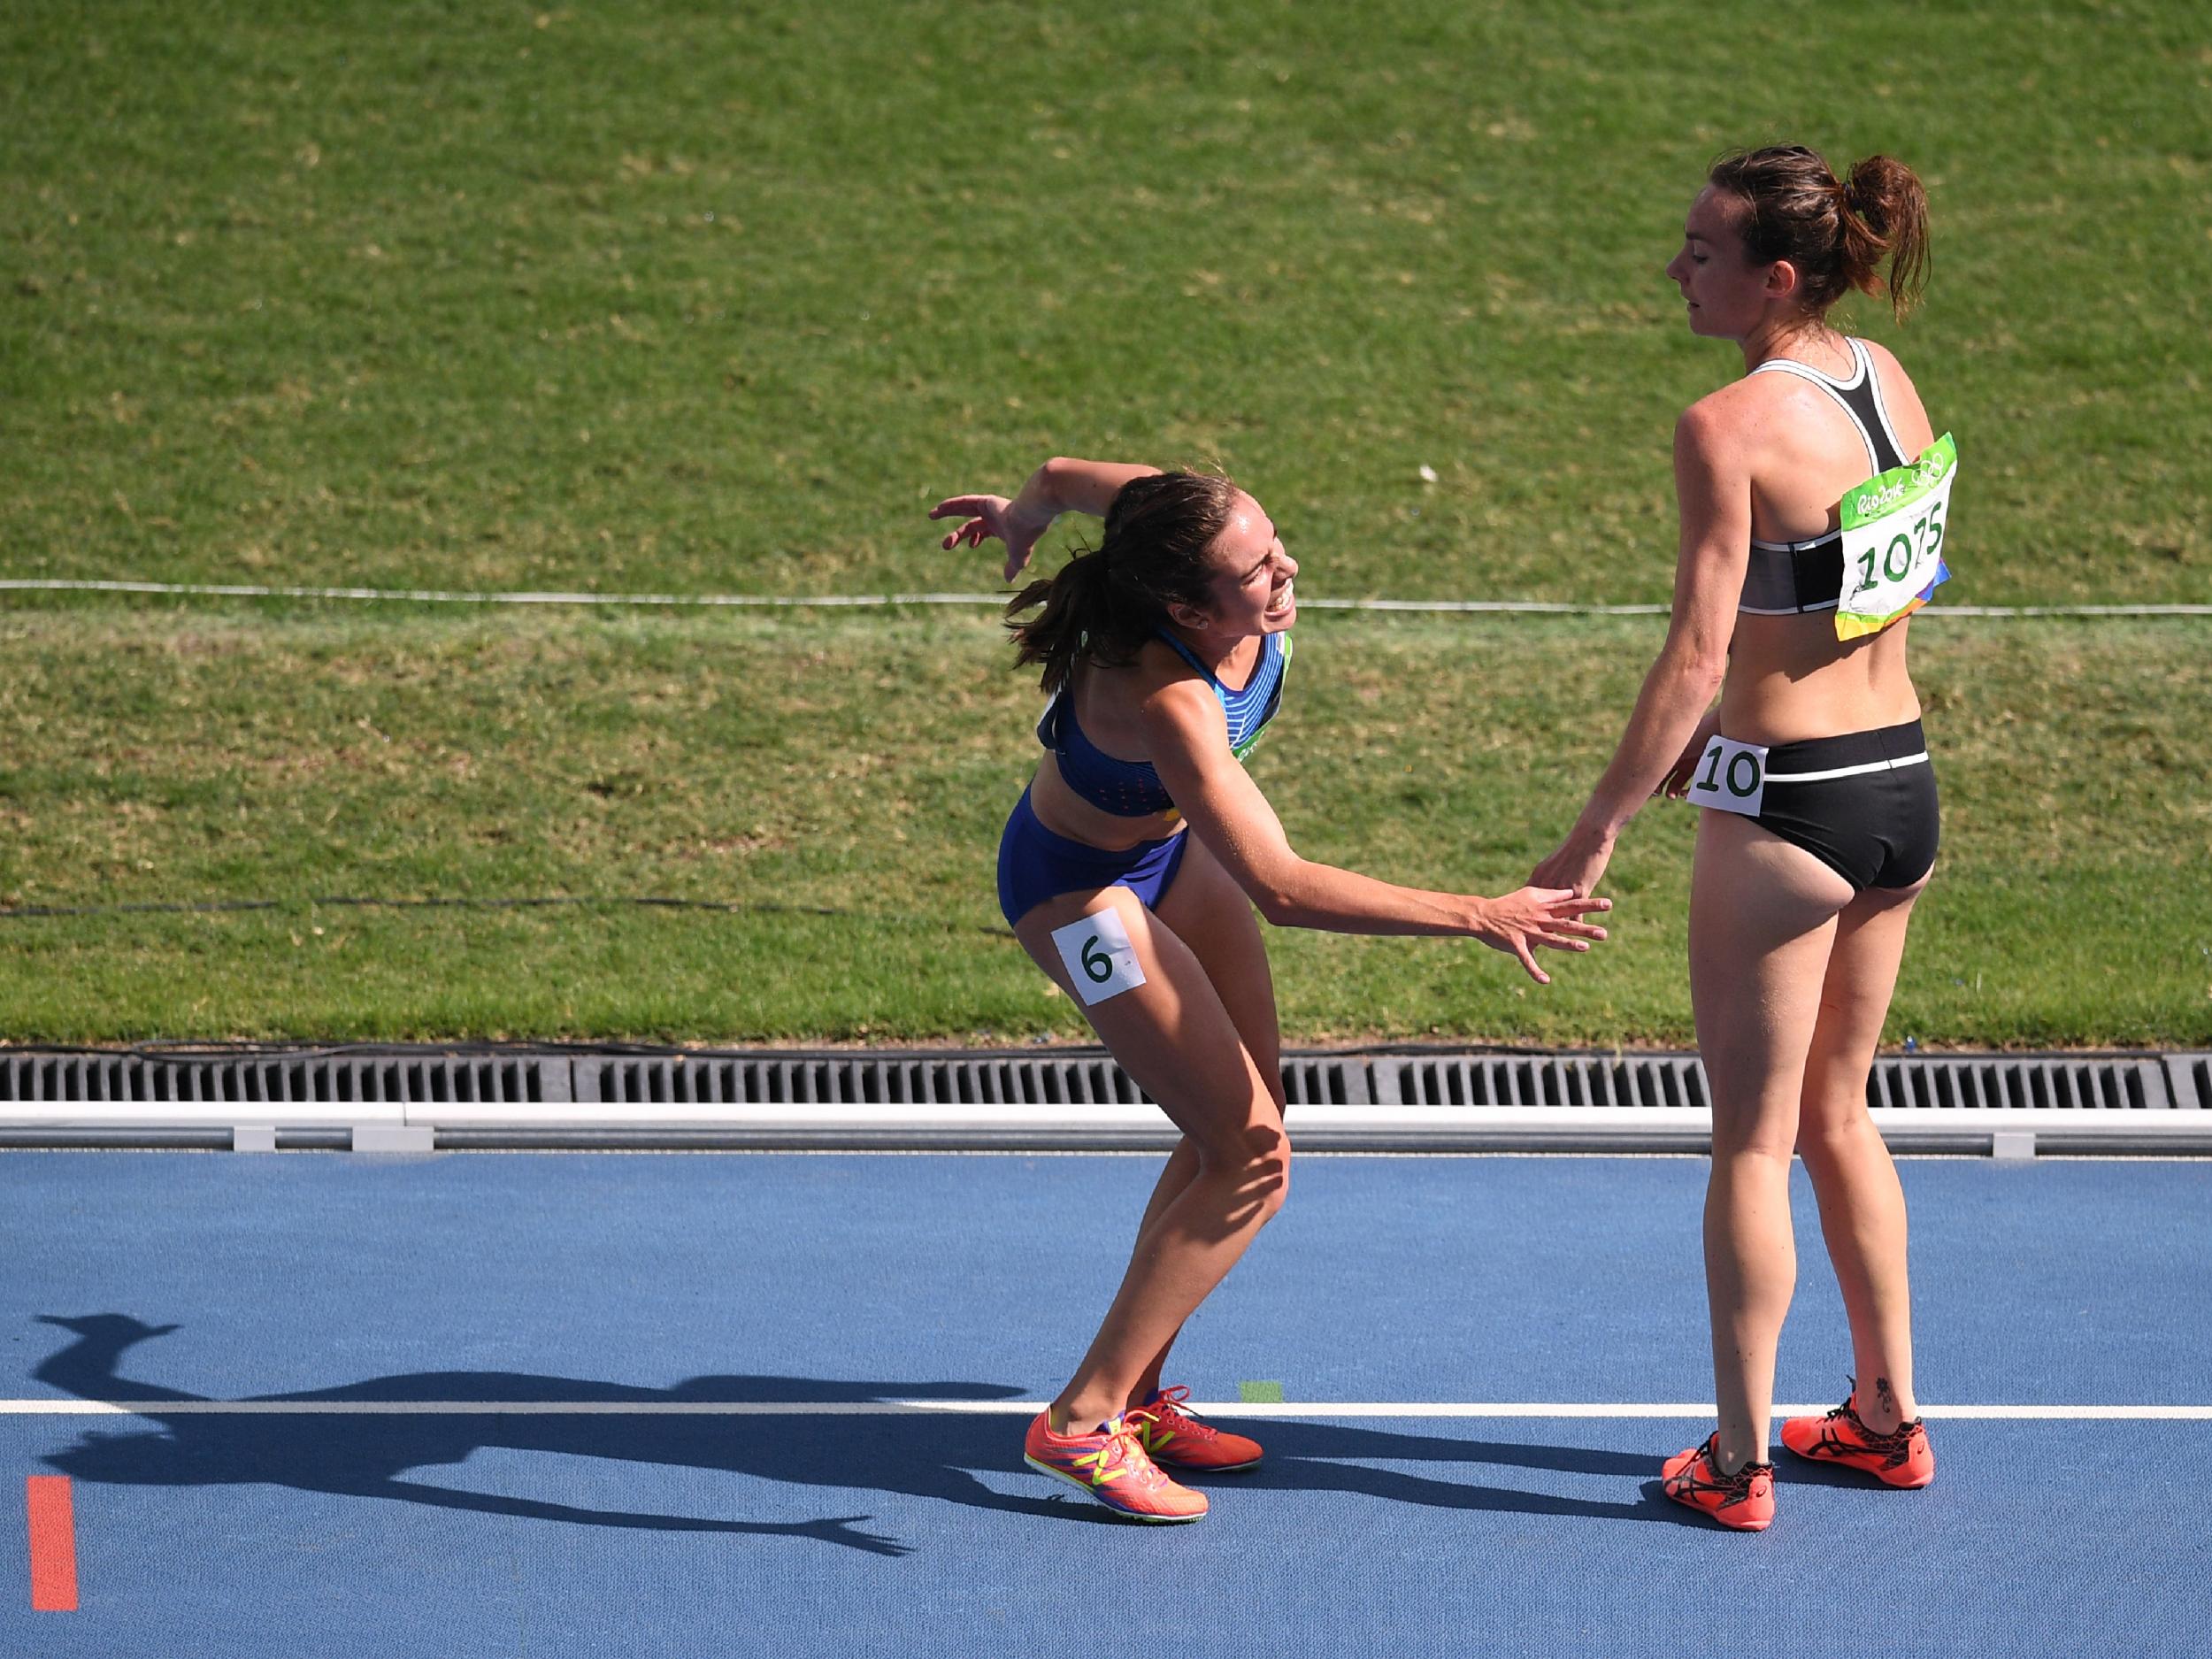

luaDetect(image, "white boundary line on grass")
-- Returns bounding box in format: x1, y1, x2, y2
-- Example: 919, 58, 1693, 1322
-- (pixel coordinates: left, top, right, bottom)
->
4, 1399, 2208, 1419
4, 579, 2208, 618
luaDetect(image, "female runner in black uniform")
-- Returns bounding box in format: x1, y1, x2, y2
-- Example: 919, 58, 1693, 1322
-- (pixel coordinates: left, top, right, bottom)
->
1533, 148, 1947, 1529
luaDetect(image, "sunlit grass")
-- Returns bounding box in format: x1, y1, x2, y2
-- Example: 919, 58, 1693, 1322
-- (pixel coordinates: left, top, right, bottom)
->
4, 0, 2207, 604
1, 606, 2202, 1045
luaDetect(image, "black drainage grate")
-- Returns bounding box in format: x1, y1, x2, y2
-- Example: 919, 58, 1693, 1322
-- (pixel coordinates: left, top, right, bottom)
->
1866, 1055, 2174, 1113
1, 1046, 2207, 1154
0, 1050, 551, 1105
1372, 1053, 1708, 1109
2165, 1053, 2211, 1112
570, 1054, 1150, 1108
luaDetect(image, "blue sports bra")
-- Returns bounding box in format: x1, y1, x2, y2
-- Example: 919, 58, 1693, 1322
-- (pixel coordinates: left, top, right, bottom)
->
1740, 337, 1918, 616
1037, 630, 1292, 817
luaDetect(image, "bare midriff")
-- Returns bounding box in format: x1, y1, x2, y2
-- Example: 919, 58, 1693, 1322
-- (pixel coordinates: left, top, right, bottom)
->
1028, 750, 1187, 850
1718, 610, 1921, 747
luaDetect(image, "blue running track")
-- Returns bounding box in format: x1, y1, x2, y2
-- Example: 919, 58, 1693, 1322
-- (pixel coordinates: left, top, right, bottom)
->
3, 1151, 2208, 1657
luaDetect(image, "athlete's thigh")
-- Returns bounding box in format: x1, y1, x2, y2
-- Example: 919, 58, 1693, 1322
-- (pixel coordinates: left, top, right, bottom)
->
1688, 811, 1855, 1144
1150, 833, 1283, 1107
1799, 866, 1933, 1133
1013, 886, 1283, 1161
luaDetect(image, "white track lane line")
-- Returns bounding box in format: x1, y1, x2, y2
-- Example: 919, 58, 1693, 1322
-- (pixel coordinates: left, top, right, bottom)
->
4, 1400, 2208, 1419
4, 580, 2206, 618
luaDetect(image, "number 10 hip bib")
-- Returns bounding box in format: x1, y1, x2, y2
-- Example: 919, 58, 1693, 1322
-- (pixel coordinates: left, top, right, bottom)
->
1686, 734, 1769, 818
1835, 431, 1957, 641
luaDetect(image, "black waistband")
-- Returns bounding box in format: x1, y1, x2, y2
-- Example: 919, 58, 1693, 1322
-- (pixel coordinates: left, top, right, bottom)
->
1762, 719, 1928, 773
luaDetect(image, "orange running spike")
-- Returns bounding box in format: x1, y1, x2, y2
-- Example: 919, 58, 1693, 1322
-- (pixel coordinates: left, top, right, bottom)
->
1661, 1432, 1776, 1532
1128, 1386, 1263, 1472
1023, 1409, 1209, 1523
1780, 1382, 1936, 1489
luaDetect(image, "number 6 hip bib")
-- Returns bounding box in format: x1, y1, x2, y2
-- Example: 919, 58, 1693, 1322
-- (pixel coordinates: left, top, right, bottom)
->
1835, 431, 1957, 641
1686, 734, 1769, 818
1050, 907, 1148, 1007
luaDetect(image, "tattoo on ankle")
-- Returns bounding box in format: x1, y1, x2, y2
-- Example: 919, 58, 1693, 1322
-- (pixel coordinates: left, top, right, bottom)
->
1874, 1376, 1897, 1418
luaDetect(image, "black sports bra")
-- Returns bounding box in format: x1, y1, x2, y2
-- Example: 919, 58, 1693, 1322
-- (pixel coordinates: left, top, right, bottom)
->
1739, 337, 1910, 617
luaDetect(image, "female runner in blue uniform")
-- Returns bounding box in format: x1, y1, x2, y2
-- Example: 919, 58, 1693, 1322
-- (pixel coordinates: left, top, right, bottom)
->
1533, 147, 1947, 1529
932, 459, 1611, 1522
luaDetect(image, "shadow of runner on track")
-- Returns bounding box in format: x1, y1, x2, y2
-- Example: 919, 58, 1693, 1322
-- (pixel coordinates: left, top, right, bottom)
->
29, 1315, 1679, 1549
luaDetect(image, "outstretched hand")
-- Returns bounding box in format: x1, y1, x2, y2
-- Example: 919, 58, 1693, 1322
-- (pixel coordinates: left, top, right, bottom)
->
1472, 886, 1611, 986
928, 493, 1051, 584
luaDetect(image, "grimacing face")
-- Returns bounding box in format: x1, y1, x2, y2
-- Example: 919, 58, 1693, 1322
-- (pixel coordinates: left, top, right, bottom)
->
1191, 489, 1298, 637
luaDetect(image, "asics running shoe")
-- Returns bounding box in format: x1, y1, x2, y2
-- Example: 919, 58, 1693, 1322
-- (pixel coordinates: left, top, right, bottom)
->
1023, 1409, 1209, 1523
1128, 1386, 1263, 1472
1661, 1432, 1776, 1532
1780, 1383, 1935, 1488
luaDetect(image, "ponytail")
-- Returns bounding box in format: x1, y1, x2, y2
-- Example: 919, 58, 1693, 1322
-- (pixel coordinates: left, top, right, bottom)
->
1005, 549, 1117, 698
1708, 145, 1932, 322
1839, 154, 1930, 321
1005, 471, 1240, 695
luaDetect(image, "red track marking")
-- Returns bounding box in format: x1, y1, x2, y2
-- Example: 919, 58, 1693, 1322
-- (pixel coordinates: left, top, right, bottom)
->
26, 1475, 78, 1612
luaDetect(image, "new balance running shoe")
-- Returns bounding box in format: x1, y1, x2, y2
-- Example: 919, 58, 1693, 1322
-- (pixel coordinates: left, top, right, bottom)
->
1023, 1409, 1209, 1523
1661, 1432, 1776, 1532
1780, 1383, 1935, 1488
1128, 1386, 1263, 1472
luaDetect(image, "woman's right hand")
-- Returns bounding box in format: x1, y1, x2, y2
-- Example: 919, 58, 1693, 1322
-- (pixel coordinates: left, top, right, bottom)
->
928, 492, 1054, 584
1470, 887, 1612, 986
1659, 708, 1724, 799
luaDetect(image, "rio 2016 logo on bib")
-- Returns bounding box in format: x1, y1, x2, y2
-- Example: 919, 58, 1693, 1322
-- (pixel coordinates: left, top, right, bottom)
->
1836, 432, 1957, 641
1685, 734, 1769, 818
1049, 907, 1148, 1007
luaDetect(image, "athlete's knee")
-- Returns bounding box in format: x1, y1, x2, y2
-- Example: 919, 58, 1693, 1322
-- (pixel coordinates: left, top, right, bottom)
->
1796, 1107, 1886, 1174
1709, 1101, 1800, 1164
1201, 1117, 1290, 1223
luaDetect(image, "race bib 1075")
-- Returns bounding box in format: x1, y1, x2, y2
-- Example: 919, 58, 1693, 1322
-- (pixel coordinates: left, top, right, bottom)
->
1835, 432, 1956, 641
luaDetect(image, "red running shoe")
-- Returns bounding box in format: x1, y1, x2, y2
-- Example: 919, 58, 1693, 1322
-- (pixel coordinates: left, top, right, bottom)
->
1780, 1383, 1935, 1488
1661, 1432, 1776, 1532
1023, 1409, 1209, 1523
1128, 1386, 1263, 1472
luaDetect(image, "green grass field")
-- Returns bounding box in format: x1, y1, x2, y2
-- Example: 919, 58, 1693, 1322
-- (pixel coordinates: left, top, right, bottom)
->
4, 0, 2207, 1044
1, 607, 2204, 1046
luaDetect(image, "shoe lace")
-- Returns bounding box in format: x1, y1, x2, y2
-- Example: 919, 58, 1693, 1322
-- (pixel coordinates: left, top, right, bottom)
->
1697, 1433, 1740, 1491
1824, 1378, 1868, 1429
1827, 1379, 1915, 1445
1091, 1415, 1163, 1488
1133, 1385, 1212, 1439
1678, 1433, 1769, 1497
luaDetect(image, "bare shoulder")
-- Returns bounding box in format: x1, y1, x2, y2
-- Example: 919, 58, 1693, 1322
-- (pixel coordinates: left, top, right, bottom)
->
1125, 635, 1216, 717
1131, 641, 1215, 709
1673, 383, 1766, 475
1685, 370, 1867, 472
1680, 374, 1795, 442
1857, 336, 1909, 379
